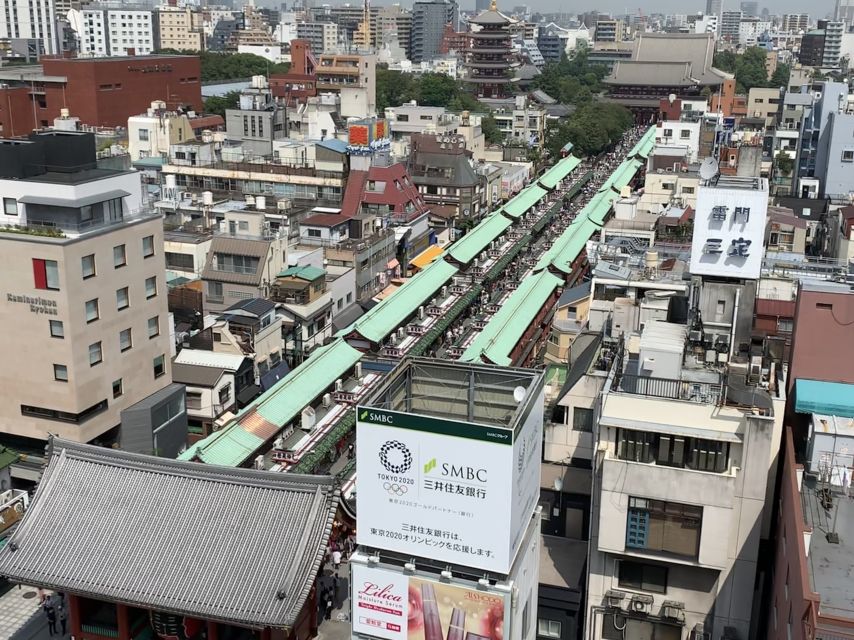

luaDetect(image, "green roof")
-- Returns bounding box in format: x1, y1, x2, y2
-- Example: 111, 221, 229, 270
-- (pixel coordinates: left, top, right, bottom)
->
0, 446, 18, 469
349, 258, 459, 343
587, 190, 619, 226
543, 217, 599, 274
447, 213, 513, 264
180, 340, 362, 467
612, 159, 644, 191
626, 126, 655, 159
501, 184, 548, 218
461, 271, 563, 366
539, 156, 581, 190
278, 265, 326, 280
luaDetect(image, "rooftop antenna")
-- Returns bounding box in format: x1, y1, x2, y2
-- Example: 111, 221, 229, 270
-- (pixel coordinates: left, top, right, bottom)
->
699, 157, 720, 186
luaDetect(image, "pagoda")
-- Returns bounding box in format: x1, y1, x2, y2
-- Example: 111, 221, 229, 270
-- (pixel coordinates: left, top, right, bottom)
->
464, 0, 520, 98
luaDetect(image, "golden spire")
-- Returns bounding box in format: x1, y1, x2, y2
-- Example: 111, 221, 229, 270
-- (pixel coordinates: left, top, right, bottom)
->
489, 0, 496, 9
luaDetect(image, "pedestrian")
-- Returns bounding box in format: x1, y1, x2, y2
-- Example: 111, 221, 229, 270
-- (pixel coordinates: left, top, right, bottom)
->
347, 443, 354, 460
332, 548, 342, 570
324, 592, 334, 620
332, 572, 340, 597
45, 603, 57, 637
58, 603, 68, 636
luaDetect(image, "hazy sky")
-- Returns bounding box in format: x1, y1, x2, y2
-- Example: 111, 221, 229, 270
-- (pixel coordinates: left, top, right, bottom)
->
456, 0, 839, 17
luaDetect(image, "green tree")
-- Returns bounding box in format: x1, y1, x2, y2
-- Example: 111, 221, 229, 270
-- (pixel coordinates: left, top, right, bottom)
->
532, 50, 608, 106
769, 63, 791, 89
481, 114, 504, 144
775, 151, 794, 176
203, 90, 241, 117
417, 73, 459, 107
545, 101, 633, 158
155, 50, 291, 82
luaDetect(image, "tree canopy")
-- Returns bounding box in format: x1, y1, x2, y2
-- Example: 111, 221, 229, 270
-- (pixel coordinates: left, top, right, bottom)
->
531, 50, 608, 106
545, 101, 634, 158
203, 90, 241, 117
156, 49, 290, 82
713, 47, 789, 93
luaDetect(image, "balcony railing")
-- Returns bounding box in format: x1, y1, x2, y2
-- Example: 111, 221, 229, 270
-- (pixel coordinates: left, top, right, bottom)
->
20, 208, 160, 238
614, 372, 723, 405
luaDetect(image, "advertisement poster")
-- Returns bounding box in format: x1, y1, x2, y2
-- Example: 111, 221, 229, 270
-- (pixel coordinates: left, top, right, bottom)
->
356, 400, 542, 573
351, 564, 508, 640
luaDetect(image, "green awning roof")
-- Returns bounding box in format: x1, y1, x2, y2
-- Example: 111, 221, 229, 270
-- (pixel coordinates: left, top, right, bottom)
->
461, 271, 563, 366
350, 258, 459, 343
795, 379, 854, 418
501, 184, 548, 218
538, 217, 599, 274
278, 265, 326, 280
587, 191, 619, 226
627, 126, 656, 159
180, 340, 363, 467
448, 213, 513, 264
539, 156, 581, 190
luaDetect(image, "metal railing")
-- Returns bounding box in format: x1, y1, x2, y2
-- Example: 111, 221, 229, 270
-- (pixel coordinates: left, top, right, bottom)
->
614, 372, 723, 405
25, 207, 159, 236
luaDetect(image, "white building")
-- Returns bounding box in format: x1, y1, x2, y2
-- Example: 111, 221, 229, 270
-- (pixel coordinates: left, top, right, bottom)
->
738, 18, 771, 47
0, 0, 58, 55
655, 121, 701, 163
79, 6, 154, 57
127, 101, 198, 163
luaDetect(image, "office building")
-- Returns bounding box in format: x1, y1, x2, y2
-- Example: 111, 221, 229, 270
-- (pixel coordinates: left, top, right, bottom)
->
156, 6, 205, 52
411, 0, 458, 63
225, 76, 287, 157
0, 0, 57, 55
740, 0, 758, 17
79, 5, 155, 57
705, 0, 722, 16
296, 21, 337, 54
720, 10, 743, 42
781, 13, 809, 33
594, 18, 624, 42
836, 0, 854, 23
352, 358, 543, 640
821, 20, 844, 67
0, 131, 179, 449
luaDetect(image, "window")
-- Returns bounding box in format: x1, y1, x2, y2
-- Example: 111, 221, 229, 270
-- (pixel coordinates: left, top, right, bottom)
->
116, 287, 129, 311
88, 342, 103, 366
218, 383, 232, 405
307, 228, 322, 238
626, 497, 702, 558
777, 318, 793, 333
81, 254, 96, 279
142, 235, 154, 258
573, 407, 594, 432
208, 281, 223, 300
346, 292, 353, 303
680, 129, 691, 139
85, 298, 99, 323
114, 244, 126, 267
663, 128, 673, 137
842, 149, 854, 162
213, 253, 259, 274
80, 205, 93, 223
537, 619, 561, 638
112, 378, 123, 398
617, 429, 655, 463
186, 391, 202, 410
4, 197, 16, 215
617, 429, 729, 473
53, 364, 68, 382
145, 276, 157, 299
165, 252, 194, 271
618, 560, 668, 594
681, 186, 695, 194
716, 299, 726, 316
33, 259, 60, 291
153, 354, 166, 378
49, 320, 64, 338
138, 128, 149, 141
119, 328, 132, 352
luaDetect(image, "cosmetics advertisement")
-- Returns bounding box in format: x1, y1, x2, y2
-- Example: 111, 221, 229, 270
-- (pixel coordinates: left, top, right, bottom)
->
356, 395, 543, 574
351, 564, 509, 640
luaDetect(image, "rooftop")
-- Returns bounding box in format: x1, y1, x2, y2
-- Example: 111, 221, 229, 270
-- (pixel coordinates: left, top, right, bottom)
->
363, 357, 544, 430
0, 438, 338, 629
174, 348, 248, 371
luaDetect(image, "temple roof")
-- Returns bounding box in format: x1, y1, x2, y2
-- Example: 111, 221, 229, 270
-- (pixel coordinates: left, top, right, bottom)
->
469, 0, 514, 26
0, 438, 339, 629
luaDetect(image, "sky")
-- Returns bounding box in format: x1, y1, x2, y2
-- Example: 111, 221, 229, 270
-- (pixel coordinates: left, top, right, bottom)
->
447, 0, 840, 17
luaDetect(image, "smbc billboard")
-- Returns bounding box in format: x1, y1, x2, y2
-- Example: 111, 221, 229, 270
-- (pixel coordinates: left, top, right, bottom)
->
356, 392, 543, 574
351, 563, 509, 640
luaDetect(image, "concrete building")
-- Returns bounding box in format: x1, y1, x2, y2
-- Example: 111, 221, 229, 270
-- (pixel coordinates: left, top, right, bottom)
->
0, 131, 177, 447
814, 89, 854, 201
705, 0, 722, 17
593, 18, 624, 42
746, 87, 781, 127
127, 101, 199, 163
838, 0, 854, 23
411, 0, 458, 63
0, 0, 57, 55
79, 5, 155, 57
655, 120, 701, 163
720, 10, 743, 42
156, 5, 205, 52
224, 76, 287, 157
296, 21, 337, 54
781, 13, 809, 33
821, 20, 844, 68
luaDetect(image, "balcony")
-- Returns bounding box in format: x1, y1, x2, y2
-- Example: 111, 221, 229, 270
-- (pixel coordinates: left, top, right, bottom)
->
614, 372, 723, 405
7, 208, 159, 240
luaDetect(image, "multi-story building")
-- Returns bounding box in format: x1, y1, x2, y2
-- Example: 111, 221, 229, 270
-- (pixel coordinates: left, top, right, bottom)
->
821, 19, 844, 67
79, 5, 155, 57
781, 13, 809, 33
0, 0, 57, 55
296, 21, 337, 54
838, 0, 854, 23
315, 51, 376, 118
740, 0, 758, 16
224, 77, 287, 158
482, 94, 546, 146
738, 17, 771, 47
719, 10, 743, 42
747, 87, 781, 126
128, 101, 199, 162
464, 1, 519, 99
705, 0, 722, 17
594, 17, 624, 42
410, 0, 458, 63
156, 6, 205, 52
800, 29, 826, 66
0, 131, 181, 449
814, 85, 854, 201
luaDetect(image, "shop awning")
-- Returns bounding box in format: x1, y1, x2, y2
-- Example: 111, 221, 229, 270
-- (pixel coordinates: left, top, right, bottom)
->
795, 379, 854, 418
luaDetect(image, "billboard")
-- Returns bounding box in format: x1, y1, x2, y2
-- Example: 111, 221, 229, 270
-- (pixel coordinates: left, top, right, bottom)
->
351, 564, 508, 640
356, 392, 543, 574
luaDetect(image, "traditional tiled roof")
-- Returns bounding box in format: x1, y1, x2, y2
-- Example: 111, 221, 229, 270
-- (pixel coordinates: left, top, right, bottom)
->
0, 439, 338, 629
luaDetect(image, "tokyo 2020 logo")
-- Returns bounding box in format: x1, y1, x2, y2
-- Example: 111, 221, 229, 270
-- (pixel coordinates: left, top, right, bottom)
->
379, 440, 412, 474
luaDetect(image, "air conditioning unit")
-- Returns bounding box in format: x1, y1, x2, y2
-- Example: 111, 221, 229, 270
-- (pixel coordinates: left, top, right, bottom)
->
354, 362, 363, 379
688, 329, 702, 342
254, 455, 265, 470
661, 601, 684, 621
322, 393, 332, 408
301, 406, 316, 430
749, 355, 762, 379
628, 594, 653, 615
604, 590, 626, 609
418, 306, 425, 320
397, 327, 405, 341
718, 352, 729, 364
705, 349, 717, 363
335, 378, 343, 392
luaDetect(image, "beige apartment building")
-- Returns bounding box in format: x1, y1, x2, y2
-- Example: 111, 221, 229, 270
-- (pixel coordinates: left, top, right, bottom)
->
0, 132, 179, 448
157, 6, 205, 52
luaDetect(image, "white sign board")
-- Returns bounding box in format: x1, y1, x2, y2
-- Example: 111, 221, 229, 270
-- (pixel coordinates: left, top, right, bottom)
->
351, 563, 509, 640
356, 394, 543, 574
689, 181, 769, 280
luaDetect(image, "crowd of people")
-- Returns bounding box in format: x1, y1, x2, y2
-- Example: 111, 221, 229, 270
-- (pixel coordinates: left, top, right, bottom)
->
318, 522, 357, 623
39, 591, 68, 637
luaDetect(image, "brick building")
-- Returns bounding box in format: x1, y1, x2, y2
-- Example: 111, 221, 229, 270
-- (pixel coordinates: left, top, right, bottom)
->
0, 55, 201, 135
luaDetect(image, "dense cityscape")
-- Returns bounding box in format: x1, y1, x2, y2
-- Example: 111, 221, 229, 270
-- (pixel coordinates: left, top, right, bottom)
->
0, 1, 853, 640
